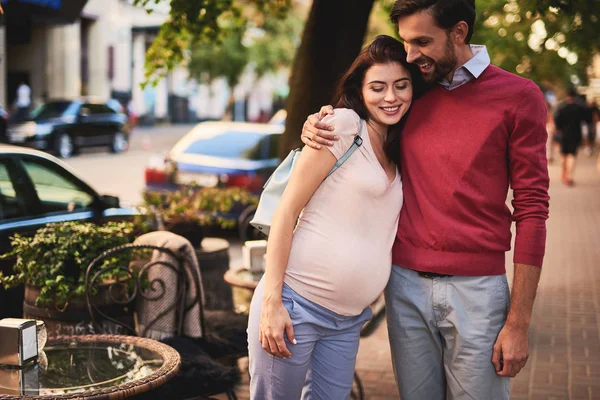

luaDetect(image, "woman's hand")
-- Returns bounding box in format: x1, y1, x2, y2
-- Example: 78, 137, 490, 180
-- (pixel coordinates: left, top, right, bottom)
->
259, 296, 296, 358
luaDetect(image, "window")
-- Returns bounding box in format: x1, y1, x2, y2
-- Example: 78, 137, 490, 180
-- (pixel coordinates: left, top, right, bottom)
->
183, 131, 267, 160
22, 159, 94, 215
30, 102, 79, 121
100, 104, 116, 114
83, 104, 112, 115
105, 100, 123, 114
0, 162, 25, 220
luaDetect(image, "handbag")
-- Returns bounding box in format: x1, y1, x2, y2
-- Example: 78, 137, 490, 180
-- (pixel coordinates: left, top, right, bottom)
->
250, 119, 365, 235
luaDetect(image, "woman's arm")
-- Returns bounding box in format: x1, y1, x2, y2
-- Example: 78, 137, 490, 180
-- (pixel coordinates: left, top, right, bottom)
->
259, 144, 337, 358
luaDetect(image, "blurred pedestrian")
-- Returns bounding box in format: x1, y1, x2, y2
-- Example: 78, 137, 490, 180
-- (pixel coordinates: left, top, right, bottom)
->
587, 100, 599, 156
127, 99, 139, 130
15, 82, 31, 121
554, 87, 593, 186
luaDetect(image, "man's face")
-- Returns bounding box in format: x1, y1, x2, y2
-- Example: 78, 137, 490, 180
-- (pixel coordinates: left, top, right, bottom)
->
397, 10, 458, 83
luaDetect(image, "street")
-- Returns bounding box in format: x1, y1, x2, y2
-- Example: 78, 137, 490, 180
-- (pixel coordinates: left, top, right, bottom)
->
63, 124, 193, 205
62, 123, 244, 266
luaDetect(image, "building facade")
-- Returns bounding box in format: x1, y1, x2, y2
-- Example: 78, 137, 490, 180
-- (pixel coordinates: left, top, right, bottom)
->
0, 0, 172, 121
0, 0, 285, 123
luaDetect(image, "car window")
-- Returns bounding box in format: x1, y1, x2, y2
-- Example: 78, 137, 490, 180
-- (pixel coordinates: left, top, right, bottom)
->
82, 104, 109, 115
183, 131, 268, 160
105, 101, 122, 114
100, 104, 117, 114
22, 159, 95, 215
0, 162, 26, 220
30, 102, 79, 121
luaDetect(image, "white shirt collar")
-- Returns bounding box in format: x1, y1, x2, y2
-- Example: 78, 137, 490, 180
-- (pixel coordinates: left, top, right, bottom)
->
438, 45, 491, 89
461, 44, 490, 79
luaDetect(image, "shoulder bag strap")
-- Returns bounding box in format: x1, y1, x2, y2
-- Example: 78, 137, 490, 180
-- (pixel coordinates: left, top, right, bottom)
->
326, 119, 365, 178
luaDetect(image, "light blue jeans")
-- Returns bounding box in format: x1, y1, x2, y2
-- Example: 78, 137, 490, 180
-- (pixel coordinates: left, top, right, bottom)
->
248, 279, 372, 400
385, 265, 511, 400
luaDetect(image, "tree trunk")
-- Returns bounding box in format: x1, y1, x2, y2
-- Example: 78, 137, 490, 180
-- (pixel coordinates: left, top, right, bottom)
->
280, 0, 376, 157
222, 89, 236, 121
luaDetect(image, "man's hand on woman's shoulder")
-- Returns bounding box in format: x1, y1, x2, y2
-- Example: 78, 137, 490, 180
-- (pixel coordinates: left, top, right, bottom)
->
301, 105, 339, 149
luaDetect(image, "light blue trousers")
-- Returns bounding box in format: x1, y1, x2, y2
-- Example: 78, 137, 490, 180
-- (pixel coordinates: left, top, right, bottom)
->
385, 265, 511, 400
248, 279, 372, 400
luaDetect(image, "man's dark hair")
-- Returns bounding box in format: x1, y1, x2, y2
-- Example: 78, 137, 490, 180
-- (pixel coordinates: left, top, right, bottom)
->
390, 0, 476, 44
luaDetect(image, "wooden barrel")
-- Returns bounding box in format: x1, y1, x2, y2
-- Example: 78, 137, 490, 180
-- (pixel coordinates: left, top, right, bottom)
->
23, 283, 133, 337
195, 237, 234, 311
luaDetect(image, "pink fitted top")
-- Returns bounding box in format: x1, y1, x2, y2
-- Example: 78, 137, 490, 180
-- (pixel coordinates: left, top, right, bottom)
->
283, 108, 403, 316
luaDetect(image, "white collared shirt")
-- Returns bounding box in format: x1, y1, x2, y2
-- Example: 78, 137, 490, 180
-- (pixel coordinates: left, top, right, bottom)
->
438, 44, 490, 90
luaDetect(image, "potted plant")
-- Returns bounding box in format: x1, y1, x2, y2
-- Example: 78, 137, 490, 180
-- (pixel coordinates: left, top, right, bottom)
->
136, 185, 259, 249
0, 221, 135, 334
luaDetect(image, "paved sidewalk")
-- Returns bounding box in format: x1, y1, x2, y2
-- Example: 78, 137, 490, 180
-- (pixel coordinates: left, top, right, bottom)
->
234, 155, 600, 399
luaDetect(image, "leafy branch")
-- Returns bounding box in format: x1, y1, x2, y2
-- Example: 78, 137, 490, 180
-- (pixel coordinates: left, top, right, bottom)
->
133, 0, 292, 87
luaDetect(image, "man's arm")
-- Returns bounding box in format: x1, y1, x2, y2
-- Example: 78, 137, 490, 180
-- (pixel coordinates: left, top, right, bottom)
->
492, 81, 549, 378
492, 263, 541, 377
301, 105, 338, 149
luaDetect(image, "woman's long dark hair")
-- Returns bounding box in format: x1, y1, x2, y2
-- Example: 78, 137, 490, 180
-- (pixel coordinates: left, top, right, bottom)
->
333, 35, 424, 167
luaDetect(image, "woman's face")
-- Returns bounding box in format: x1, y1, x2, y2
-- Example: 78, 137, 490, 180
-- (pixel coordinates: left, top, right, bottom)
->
362, 62, 413, 129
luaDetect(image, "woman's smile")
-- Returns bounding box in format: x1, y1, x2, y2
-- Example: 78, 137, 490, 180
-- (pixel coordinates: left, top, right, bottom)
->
380, 105, 402, 115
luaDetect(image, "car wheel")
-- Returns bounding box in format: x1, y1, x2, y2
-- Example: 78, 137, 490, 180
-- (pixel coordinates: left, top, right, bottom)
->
54, 133, 74, 158
110, 132, 128, 154
238, 205, 267, 242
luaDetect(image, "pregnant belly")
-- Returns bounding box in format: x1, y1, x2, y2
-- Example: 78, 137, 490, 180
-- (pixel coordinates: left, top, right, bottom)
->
285, 243, 392, 315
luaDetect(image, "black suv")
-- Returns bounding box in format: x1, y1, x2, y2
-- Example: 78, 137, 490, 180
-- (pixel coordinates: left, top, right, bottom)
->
0, 145, 136, 318
6, 100, 130, 158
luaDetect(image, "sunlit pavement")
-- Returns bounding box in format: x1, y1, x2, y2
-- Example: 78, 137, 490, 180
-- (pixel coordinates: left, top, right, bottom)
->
231, 154, 600, 400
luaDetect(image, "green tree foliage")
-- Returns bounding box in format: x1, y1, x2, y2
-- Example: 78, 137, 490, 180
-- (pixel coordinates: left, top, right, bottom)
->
133, 0, 292, 86
365, 1, 399, 43
187, 17, 249, 88
185, 2, 303, 87
248, 9, 305, 78
473, 0, 599, 87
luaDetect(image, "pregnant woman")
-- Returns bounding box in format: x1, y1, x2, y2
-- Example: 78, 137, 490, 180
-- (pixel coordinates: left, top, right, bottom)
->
247, 35, 422, 399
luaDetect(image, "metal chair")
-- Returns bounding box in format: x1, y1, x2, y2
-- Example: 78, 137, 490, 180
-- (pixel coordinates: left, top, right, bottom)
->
85, 243, 238, 400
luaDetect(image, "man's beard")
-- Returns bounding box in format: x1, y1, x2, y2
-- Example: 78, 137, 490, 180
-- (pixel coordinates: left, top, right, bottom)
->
418, 38, 458, 83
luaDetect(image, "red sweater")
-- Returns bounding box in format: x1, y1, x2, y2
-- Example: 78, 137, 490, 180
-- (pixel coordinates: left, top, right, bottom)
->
392, 65, 550, 275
